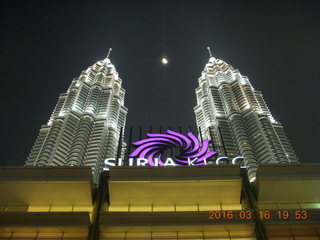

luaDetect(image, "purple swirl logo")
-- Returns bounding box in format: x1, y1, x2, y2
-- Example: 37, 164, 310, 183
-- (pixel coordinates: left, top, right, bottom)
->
129, 130, 217, 166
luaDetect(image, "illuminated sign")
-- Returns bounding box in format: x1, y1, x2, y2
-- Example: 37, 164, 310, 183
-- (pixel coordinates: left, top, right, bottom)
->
103, 130, 244, 170
129, 130, 217, 166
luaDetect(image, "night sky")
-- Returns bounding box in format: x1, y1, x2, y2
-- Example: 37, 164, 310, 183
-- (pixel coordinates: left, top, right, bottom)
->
1, 1, 319, 166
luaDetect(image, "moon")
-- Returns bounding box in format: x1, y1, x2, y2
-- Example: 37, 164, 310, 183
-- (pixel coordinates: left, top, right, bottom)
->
162, 58, 168, 64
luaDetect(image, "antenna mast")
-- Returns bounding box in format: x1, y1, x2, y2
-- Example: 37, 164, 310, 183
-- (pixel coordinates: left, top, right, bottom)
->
207, 46, 213, 58
107, 48, 112, 59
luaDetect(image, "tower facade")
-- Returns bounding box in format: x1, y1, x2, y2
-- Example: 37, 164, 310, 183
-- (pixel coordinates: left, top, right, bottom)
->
26, 51, 128, 183
194, 48, 298, 181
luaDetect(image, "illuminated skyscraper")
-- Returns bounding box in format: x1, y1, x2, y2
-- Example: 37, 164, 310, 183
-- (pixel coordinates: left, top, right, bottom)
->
26, 49, 128, 183
194, 47, 298, 181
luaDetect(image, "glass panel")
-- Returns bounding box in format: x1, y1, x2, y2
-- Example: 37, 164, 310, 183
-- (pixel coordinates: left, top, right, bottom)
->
38, 239, 62, 240
176, 205, 198, 211
50, 205, 73, 212
121, 239, 143, 240
0, 234, 10, 238
28, 205, 50, 212
231, 238, 256, 240
277, 203, 300, 209
108, 205, 129, 212
12, 232, 37, 237
153, 205, 175, 212
300, 203, 320, 209
6, 205, 28, 212
73, 205, 93, 212
230, 230, 256, 237
258, 203, 277, 210
126, 232, 151, 238
180, 239, 203, 240
292, 229, 318, 235
130, 205, 152, 212
203, 238, 229, 240
38, 232, 63, 237
199, 204, 221, 211
268, 238, 293, 240
12, 238, 36, 240
152, 232, 177, 238
295, 237, 319, 240
178, 232, 202, 238
63, 232, 88, 237
204, 231, 229, 238
222, 203, 242, 210
10, 237, 37, 240
101, 232, 125, 238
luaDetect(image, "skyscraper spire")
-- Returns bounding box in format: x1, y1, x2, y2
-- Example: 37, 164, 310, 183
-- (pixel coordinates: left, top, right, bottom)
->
26, 53, 128, 183
207, 46, 213, 58
194, 50, 298, 181
106, 48, 112, 59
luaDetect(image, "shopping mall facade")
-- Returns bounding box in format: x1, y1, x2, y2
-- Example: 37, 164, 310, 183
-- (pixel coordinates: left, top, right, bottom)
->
0, 164, 319, 240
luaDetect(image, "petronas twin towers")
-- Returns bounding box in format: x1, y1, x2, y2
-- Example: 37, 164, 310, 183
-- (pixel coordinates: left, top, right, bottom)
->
26, 50, 127, 183
26, 48, 298, 182
194, 48, 298, 181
